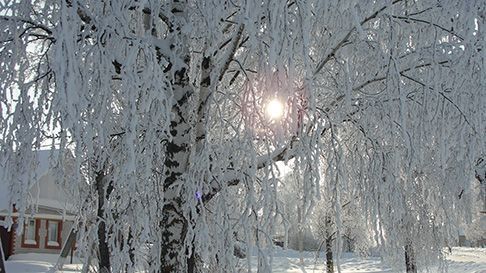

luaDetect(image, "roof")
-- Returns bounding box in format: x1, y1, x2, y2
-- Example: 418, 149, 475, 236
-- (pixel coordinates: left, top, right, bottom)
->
0, 179, 8, 210
0, 149, 75, 213
0, 156, 9, 210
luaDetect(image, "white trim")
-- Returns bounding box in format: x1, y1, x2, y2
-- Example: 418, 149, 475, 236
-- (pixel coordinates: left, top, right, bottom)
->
0, 212, 75, 221
24, 239, 37, 245
47, 241, 60, 247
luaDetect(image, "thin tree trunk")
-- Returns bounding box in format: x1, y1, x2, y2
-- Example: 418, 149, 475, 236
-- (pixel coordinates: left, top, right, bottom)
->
187, 245, 196, 273
325, 216, 334, 273
297, 209, 304, 265
127, 230, 135, 269
404, 242, 417, 273
118, 228, 135, 272
55, 228, 77, 270
325, 235, 333, 273
96, 172, 111, 273
0, 236, 6, 273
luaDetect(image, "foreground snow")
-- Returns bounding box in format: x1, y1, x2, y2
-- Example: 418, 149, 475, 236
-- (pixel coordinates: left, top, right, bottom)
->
242, 247, 486, 273
4, 253, 81, 273
4, 248, 486, 273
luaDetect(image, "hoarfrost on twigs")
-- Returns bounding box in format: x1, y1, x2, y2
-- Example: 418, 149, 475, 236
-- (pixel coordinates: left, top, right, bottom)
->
0, 0, 483, 272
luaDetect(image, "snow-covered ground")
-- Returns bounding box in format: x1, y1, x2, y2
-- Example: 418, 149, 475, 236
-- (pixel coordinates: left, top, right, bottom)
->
4, 253, 82, 273
241, 247, 486, 273
3, 248, 486, 273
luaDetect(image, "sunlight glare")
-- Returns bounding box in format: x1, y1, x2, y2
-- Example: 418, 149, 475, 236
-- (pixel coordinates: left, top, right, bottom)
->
266, 99, 284, 120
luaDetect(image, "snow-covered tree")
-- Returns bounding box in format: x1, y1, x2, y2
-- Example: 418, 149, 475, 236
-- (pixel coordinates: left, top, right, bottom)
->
278, 172, 318, 254
311, 195, 371, 273
0, 1, 483, 272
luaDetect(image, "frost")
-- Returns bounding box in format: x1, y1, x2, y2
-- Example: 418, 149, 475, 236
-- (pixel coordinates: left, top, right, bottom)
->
0, 1, 484, 273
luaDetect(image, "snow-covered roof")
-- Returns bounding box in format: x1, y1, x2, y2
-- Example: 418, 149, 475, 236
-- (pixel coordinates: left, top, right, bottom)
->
0, 177, 8, 210
0, 161, 11, 210
0, 149, 75, 212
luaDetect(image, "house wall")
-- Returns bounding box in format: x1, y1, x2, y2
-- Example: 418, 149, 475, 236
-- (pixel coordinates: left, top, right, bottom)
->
0, 218, 13, 259
13, 218, 74, 255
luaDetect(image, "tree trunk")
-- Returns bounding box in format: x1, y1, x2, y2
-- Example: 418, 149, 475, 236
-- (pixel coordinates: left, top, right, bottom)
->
297, 209, 304, 265
0, 236, 6, 273
159, 201, 188, 272
54, 228, 77, 270
158, 202, 199, 273
96, 172, 111, 273
118, 228, 135, 272
159, 72, 195, 273
155, 0, 196, 269
325, 216, 334, 273
158, 79, 195, 272
187, 245, 197, 273
325, 235, 333, 273
127, 230, 135, 269
404, 242, 417, 273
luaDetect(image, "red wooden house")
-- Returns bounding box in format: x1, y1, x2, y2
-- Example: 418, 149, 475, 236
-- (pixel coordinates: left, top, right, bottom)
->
0, 150, 75, 260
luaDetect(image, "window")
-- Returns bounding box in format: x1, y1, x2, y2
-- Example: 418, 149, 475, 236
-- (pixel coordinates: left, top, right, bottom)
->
26, 220, 35, 241
48, 222, 58, 244
21, 219, 39, 248
45, 220, 62, 249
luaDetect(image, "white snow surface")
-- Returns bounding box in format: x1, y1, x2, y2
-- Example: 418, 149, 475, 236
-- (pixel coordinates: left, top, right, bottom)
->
3, 248, 486, 273
4, 253, 82, 273
0, 182, 8, 211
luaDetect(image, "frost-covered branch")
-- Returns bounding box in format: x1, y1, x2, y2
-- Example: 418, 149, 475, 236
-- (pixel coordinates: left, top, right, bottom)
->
0, 15, 52, 36
313, 0, 404, 77
391, 15, 464, 41
0, 1, 483, 272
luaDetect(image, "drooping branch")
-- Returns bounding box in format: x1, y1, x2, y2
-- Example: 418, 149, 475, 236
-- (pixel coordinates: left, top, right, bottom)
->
203, 122, 333, 202
391, 15, 464, 41
216, 24, 245, 83
475, 157, 485, 184
313, 0, 404, 77
0, 15, 53, 35
352, 60, 452, 91
398, 72, 477, 134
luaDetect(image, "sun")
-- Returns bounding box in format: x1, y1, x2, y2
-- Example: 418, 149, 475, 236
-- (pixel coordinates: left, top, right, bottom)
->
265, 99, 284, 120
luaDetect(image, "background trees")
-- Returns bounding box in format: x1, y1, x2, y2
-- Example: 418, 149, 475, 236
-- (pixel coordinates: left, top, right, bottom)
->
0, 1, 484, 272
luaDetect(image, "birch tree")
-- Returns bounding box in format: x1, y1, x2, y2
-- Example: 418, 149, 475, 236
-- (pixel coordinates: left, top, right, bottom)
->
0, 1, 484, 273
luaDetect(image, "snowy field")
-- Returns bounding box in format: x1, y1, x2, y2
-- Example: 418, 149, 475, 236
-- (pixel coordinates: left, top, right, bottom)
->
3, 247, 486, 273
